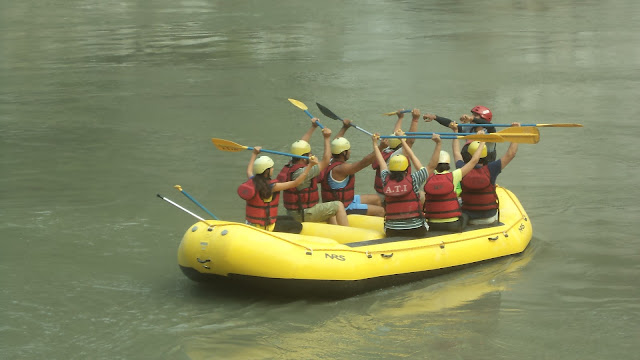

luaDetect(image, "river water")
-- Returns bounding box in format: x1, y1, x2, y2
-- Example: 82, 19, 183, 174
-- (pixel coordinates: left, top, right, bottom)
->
2, 0, 639, 359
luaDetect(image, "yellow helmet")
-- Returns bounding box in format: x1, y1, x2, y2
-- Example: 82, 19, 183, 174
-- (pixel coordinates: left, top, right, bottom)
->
387, 135, 402, 149
253, 156, 274, 175
290, 140, 311, 156
388, 154, 409, 171
438, 150, 451, 164
331, 137, 351, 155
468, 141, 487, 158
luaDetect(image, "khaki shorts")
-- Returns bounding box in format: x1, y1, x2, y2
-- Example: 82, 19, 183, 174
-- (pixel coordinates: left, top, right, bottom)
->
286, 201, 341, 223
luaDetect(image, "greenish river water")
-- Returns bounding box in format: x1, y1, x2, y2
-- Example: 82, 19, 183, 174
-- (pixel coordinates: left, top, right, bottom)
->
2, 1, 639, 359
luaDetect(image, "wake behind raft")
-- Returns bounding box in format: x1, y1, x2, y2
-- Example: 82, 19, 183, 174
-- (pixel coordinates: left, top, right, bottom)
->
169, 185, 532, 299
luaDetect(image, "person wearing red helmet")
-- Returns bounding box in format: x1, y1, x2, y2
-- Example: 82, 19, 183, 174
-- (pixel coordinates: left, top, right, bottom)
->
451, 122, 521, 225
423, 105, 498, 162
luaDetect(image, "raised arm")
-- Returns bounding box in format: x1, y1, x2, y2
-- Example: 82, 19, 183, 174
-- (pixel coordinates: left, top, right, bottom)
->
426, 134, 442, 175
396, 129, 423, 169
405, 109, 421, 147
459, 141, 486, 177
318, 127, 333, 171
451, 123, 463, 162
333, 151, 377, 178
300, 118, 320, 142
273, 156, 319, 191
246, 146, 261, 178
424, 113, 455, 129
372, 134, 387, 172
500, 122, 520, 169
335, 119, 351, 139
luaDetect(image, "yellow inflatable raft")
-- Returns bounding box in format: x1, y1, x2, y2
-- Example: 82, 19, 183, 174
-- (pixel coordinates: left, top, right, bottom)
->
177, 186, 532, 298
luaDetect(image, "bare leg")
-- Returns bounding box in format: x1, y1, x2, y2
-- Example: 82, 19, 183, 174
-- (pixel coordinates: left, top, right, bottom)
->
335, 202, 349, 226
327, 216, 337, 225
366, 204, 385, 217
359, 194, 382, 207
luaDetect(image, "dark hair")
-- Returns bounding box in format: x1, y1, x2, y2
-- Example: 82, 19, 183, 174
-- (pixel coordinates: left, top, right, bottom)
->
252, 172, 273, 200
435, 163, 450, 173
389, 171, 406, 182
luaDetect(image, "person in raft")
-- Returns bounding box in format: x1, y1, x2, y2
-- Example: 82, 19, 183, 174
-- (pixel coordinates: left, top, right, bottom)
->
371, 130, 436, 237
423, 105, 498, 162
276, 118, 349, 226
422, 126, 486, 232
319, 118, 385, 217
238, 147, 318, 231
454, 123, 521, 225
372, 108, 421, 204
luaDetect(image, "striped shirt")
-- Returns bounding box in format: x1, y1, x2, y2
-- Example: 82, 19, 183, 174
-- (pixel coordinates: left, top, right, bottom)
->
380, 167, 428, 230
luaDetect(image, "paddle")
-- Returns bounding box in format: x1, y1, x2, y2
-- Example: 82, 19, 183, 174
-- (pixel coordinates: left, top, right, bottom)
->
157, 194, 206, 222
288, 98, 325, 129
174, 185, 219, 220
380, 133, 506, 142
479, 123, 583, 128
315, 102, 373, 136
211, 138, 310, 159
383, 109, 412, 116
407, 127, 540, 144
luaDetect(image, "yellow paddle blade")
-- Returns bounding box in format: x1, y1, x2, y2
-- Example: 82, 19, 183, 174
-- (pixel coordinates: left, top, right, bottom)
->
535, 123, 583, 127
383, 111, 397, 116
211, 138, 248, 152
288, 98, 308, 110
461, 134, 506, 142
496, 126, 539, 135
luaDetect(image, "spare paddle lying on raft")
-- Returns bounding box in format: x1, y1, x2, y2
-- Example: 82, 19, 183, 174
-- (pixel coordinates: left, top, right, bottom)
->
211, 138, 310, 159
481, 123, 583, 128
174, 185, 219, 220
407, 126, 540, 144
383, 109, 412, 116
380, 133, 506, 142
288, 98, 325, 129
315, 102, 373, 136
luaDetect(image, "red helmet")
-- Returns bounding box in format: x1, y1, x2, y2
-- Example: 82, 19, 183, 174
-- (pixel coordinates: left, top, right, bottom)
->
470, 105, 492, 122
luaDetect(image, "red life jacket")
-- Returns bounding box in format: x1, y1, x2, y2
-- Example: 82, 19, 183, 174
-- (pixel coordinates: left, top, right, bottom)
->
239, 179, 280, 226
276, 162, 319, 211
383, 174, 422, 221
423, 172, 462, 219
460, 166, 498, 211
320, 160, 355, 206
372, 150, 412, 194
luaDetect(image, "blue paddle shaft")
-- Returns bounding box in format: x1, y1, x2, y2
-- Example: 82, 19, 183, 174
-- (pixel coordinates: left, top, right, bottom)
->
407, 132, 480, 136
302, 109, 325, 129
179, 189, 219, 220
380, 135, 462, 139
246, 146, 310, 160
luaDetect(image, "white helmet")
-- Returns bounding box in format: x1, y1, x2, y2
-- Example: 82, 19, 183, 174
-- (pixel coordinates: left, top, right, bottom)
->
253, 156, 274, 175
290, 140, 311, 156
331, 137, 351, 155
438, 151, 451, 164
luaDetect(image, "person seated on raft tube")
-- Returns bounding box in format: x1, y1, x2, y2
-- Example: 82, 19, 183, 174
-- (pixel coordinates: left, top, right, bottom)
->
422, 131, 486, 232
319, 118, 385, 217
372, 108, 421, 203
453, 122, 521, 225
423, 105, 498, 162
238, 147, 318, 231
276, 118, 349, 226
371, 130, 436, 237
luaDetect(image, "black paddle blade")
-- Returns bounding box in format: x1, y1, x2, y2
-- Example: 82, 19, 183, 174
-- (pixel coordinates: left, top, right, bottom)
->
316, 102, 341, 120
